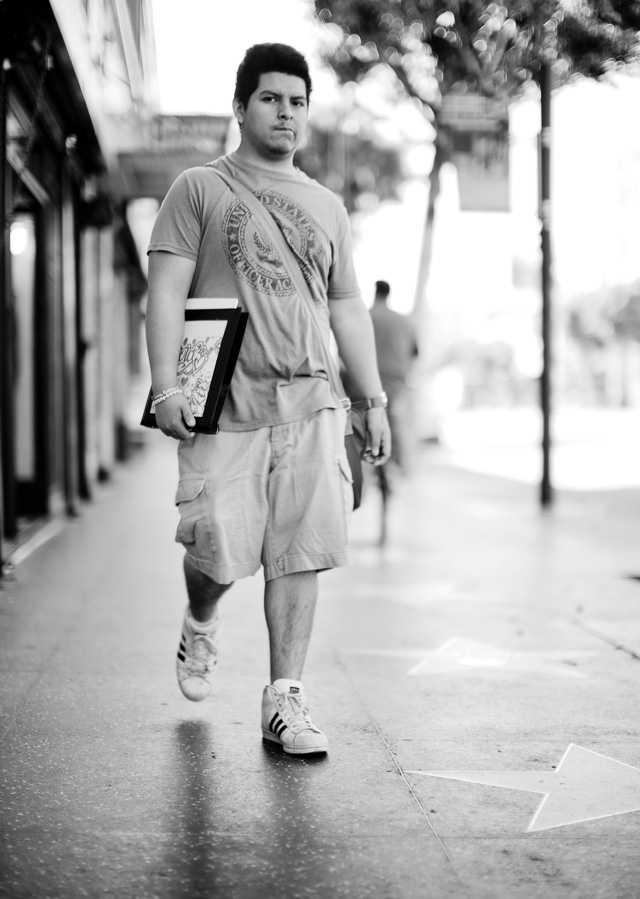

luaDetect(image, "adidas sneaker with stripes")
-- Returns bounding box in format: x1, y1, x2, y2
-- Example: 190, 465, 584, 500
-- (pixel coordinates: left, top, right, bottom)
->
176, 608, 220, 702
261, 683, 328, 755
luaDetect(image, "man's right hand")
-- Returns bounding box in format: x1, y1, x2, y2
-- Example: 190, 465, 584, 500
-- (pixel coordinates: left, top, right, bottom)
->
154, 394, 197, 440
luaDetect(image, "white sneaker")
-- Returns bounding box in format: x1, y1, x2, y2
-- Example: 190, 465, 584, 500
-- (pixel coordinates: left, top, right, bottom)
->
261, 683, 328, 755
176, 608, 219, 702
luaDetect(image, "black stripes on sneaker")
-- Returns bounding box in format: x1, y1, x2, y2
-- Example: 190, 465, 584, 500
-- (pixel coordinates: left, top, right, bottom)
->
177, 634, 187, 663
269, 713, 288, 739
261, 685, 328, 754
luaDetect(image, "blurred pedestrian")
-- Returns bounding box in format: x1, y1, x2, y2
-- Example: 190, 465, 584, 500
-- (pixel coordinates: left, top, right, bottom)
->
369, 280, 419, 473
145, 43, 390, 755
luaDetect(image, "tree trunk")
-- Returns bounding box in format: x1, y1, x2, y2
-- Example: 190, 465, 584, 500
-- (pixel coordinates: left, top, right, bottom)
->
410, 137, 447, 443
411, 142, 444, 323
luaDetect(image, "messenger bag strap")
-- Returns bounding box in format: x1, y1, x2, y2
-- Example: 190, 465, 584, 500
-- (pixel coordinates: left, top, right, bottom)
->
209, 166, 350, 408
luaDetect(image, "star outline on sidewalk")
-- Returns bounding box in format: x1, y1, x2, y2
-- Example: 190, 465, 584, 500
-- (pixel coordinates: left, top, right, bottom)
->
407, 744, 640, 832
350, 637, 596, 678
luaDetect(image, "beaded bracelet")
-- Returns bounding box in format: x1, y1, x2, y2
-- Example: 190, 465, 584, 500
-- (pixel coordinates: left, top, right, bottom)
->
151, 386, 182, 411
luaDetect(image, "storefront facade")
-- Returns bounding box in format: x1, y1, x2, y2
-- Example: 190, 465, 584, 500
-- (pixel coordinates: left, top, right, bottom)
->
0, 0, 156, 568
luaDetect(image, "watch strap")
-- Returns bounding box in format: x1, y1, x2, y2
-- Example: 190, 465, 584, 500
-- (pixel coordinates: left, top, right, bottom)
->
351, 391, 388, 411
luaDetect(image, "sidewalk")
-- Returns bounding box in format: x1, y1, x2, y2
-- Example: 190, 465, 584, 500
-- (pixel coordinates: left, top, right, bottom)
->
1, 434, 640, 899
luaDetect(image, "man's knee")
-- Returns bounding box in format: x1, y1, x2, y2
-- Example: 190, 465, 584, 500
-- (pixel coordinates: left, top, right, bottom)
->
183, 554, 233, 596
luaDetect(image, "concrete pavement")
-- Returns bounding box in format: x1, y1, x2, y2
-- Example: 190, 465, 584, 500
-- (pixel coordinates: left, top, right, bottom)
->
1, 433, 640, 898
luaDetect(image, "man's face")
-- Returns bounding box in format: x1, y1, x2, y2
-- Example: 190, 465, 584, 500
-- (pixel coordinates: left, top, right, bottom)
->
234, 72, 309, 161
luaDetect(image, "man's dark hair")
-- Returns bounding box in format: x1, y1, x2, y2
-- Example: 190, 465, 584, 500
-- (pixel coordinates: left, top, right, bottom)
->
375, 280, 391, 299
234, 43, 312, 107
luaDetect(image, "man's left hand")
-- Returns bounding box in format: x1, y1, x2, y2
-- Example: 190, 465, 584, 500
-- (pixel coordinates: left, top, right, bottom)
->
362, 408, 391, 466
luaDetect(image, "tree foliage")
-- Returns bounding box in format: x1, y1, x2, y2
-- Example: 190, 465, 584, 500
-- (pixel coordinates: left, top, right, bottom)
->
296, 126, 403, 212
312, 1, 640, 320
570, 282, 640, 347
313, 1, 640, 109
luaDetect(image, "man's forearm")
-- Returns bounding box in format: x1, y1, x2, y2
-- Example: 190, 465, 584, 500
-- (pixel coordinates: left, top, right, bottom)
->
146, 295, 185, 393
329, 296, 391, 464
146, 251, 197, 393
329, 297, 383, 398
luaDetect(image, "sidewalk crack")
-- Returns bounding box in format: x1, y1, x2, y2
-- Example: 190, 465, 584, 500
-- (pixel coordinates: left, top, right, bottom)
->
571, 619, 640, 661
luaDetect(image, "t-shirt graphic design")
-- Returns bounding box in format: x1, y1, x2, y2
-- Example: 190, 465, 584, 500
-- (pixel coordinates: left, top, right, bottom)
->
148, 155, 362, 429
223, 190, 319, 296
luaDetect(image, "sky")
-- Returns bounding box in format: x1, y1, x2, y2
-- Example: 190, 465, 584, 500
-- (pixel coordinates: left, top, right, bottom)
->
151, 0, 325, 116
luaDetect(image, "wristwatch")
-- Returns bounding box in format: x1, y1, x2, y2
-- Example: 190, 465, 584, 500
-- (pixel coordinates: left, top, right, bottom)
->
352, 391, 388, 411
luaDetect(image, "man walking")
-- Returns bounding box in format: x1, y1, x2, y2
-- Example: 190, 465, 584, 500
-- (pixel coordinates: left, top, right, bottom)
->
145, 44, 390, 755
369, 281, 419, 473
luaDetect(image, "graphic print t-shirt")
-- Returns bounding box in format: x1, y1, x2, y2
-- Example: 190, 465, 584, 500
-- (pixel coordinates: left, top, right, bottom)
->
148, 153, 361, 430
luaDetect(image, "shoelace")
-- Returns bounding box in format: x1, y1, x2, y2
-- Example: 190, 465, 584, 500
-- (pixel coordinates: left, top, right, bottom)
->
185, 632, 217, 675
276, 692, 320, 734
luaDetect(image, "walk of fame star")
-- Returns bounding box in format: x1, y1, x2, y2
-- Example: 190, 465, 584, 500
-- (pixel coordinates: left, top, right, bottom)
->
408, 744, 640, 832
350, 637, 596, 678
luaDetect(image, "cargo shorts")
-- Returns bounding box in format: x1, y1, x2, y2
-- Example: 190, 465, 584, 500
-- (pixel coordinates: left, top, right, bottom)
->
174, 408, 353, 583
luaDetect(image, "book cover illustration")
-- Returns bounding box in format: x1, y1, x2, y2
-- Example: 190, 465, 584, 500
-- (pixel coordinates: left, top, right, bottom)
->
177, 319, 228, 417
141, 297, 247, 433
